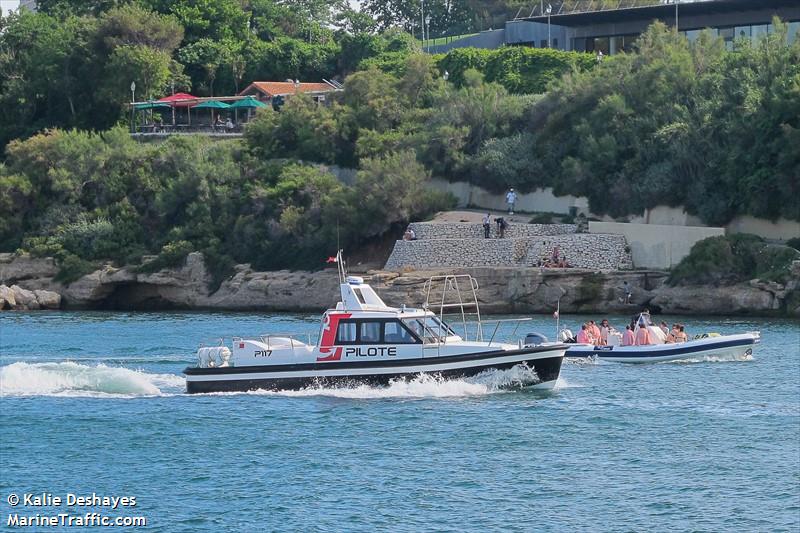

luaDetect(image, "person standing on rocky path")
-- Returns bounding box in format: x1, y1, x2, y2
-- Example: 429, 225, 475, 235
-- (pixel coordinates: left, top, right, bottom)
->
621, 281, 632, 304
506, 188, 517, 215
482, 213, 491, 238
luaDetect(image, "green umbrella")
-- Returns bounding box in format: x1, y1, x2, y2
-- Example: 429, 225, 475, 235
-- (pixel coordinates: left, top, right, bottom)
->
228, 97, 267, 109
193, 100, 231, 127
133, 102, 171, 110
192, 100, 231, 109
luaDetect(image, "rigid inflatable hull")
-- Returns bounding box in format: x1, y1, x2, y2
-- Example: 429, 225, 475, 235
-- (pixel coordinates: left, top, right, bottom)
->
184, 347, 565, 394
566, 335, 757, 363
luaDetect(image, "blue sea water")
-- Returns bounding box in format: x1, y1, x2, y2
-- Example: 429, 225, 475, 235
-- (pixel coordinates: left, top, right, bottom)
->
1, 312, 798, 532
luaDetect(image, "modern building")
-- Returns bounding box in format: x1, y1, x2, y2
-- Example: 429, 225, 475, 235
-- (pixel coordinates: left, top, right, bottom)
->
431, 0, 800, 54
1, 0, 18, 16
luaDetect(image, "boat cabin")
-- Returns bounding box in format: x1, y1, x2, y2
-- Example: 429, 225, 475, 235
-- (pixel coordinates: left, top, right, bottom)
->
323, 276, 460, 347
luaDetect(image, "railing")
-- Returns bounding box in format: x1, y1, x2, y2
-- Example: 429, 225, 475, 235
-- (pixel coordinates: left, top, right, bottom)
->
423, 274, 482, 341
482, 318, 533, 346
131, 124, 245, 136
421, 32, 479, 50
519, 0, 712, 18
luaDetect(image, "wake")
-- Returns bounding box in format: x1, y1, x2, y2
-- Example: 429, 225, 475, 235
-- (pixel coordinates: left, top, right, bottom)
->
0, 361, 566, 399
0, 361, 184, 398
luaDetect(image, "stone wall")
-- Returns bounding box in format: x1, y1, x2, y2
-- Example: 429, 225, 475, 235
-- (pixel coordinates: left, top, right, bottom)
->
407, 222, 576, 240
522, 234, 631, 270
386, 239, 516, 269
385, 232, 632, 271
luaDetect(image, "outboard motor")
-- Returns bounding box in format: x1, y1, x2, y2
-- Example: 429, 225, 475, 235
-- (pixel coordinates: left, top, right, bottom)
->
558, 329, 576, 343
524, 332, 549, 347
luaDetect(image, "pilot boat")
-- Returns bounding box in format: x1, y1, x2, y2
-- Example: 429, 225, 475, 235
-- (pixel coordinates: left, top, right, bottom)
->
184, 253, 567, 393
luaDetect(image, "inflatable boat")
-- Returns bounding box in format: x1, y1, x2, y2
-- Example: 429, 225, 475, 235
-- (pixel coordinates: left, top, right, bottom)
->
566, 332, 760, 363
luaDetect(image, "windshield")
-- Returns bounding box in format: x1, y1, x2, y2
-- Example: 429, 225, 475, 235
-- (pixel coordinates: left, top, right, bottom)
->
402, 316, 456, 343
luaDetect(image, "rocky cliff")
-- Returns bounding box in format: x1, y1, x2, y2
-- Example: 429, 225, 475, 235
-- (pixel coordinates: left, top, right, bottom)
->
1, 252, 798, 316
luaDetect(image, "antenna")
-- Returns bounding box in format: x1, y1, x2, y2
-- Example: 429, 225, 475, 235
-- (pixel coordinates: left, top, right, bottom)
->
336, 250, 346, 284
554, 297, 561, 341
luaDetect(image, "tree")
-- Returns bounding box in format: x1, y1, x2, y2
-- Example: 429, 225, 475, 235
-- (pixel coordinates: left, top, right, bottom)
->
178, 38, 227, 96
95, 4, 184, 54
0, 11, 97, 145
104, 44, 173, 102
348, 150, 453, 238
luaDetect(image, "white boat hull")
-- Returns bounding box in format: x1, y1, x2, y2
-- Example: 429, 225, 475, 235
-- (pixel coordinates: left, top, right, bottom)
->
185, 346, 566, 393
566, 333, 759, 363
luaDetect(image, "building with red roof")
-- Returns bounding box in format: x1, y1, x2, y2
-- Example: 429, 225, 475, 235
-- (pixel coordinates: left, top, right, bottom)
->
238, 80, 341, 104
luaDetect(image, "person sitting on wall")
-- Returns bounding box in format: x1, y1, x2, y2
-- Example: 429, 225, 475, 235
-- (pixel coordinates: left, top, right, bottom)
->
483, 213, 491, 239
551, 245, 561, 264
403, 228, 417, 241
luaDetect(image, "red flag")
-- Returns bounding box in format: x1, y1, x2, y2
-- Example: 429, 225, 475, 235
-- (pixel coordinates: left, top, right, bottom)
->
326, 256, 338, 263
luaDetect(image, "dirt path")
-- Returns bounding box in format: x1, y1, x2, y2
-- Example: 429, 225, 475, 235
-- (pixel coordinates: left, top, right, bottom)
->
429, 210, 532, 224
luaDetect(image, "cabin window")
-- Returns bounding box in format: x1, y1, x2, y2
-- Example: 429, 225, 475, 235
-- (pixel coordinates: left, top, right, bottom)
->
384, 321, 419, 344
360, 321, 382, 343
353, 288, 367, 304
336, 321, 357, 344
402, 317, 455, 343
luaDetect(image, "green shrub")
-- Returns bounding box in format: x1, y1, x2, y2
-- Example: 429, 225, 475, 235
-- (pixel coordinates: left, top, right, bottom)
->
58, 218, 117, 260
137, 241, 194, 273
529, 213, 554, 224
437, 46, 594, 94
54, 254, 97, 284
669, 234, 800, 285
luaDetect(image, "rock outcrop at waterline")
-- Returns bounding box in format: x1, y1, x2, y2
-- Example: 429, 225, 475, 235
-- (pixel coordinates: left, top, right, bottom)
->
1, 252, 798, 316
0, 282, 62, 311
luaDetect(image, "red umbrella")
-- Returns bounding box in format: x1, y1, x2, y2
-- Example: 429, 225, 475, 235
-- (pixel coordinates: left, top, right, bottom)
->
158, 93, 198, 125
157, 92, 197, 106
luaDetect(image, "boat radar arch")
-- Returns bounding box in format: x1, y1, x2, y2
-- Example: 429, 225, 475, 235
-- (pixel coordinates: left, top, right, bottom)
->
339, 278, 392, 311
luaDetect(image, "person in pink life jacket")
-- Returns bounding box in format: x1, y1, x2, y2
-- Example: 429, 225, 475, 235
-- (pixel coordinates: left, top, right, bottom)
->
635, 319, 652, 345
576, 324, 593, 344
622, 325, 635, 346
588, 320, 602, 344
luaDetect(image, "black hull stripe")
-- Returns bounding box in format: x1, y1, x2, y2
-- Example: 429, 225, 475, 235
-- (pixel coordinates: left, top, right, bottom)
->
184, 345, 567, 375
185, 356, 564, 394
566, 338, 755, 358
